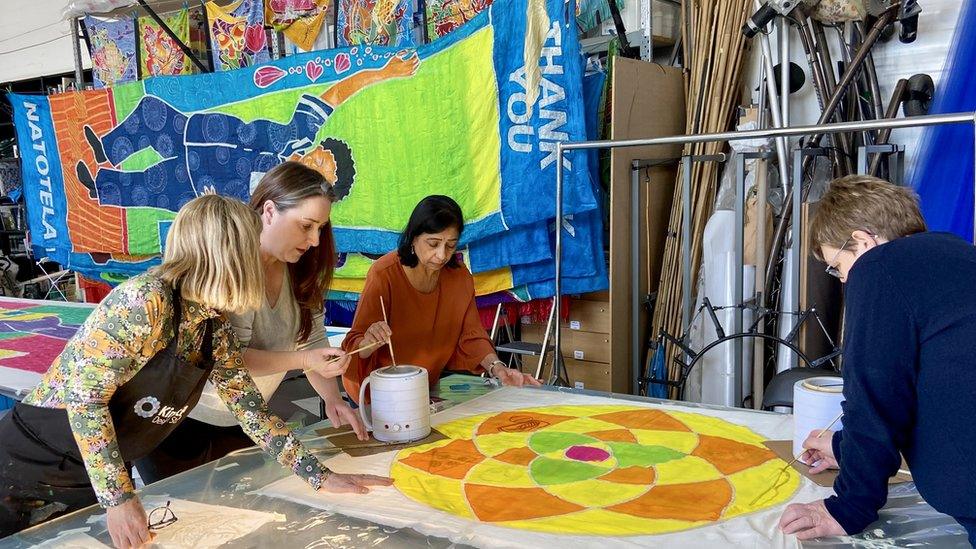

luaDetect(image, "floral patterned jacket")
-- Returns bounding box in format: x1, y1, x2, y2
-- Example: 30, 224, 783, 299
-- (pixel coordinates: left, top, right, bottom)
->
24, 272, 328, 507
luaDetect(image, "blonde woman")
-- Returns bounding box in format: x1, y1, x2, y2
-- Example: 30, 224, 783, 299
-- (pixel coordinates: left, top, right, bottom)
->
0, 195, 390, 548
137, 161, 368, 484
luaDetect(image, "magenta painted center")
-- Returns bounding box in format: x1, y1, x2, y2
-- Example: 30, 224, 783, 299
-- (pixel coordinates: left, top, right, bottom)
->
565, 445, 610, 462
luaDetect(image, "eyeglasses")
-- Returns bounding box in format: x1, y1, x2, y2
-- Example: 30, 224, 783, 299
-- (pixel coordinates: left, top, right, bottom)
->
824, 237, 852, 279
148, 500, 178, 531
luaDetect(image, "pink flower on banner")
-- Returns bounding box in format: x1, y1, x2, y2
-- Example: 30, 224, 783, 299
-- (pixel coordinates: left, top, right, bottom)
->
334, 52, 351, 74
305, 60, 324, 82
244, 24, 266, 54
254, 66, 287, 88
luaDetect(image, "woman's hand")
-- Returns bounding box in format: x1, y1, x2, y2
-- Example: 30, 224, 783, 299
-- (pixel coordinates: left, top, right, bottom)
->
302, 347, 350, 377
360, 321, 392, 358
325, 399, 368, 441
779, 499, 847, 540
106, 497, 154, 549
491, 363, 543, 387
801, 430, 839, 474
319, 472, 393, 494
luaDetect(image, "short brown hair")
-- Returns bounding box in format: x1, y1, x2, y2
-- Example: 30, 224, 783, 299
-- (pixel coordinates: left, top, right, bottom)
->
810, 175, 927, 261
152, 194, 264, 314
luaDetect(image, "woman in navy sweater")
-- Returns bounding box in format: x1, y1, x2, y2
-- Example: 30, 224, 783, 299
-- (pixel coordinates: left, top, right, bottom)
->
779, 175, 976, 544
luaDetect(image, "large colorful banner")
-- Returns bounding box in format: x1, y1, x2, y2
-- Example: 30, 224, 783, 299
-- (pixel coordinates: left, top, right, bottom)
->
138, 9, 194, 78
11, 0, 605, 298
84, 15, 138, 88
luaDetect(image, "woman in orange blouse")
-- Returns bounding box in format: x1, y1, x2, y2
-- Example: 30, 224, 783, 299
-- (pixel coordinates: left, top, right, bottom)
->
342, 195, 540, 401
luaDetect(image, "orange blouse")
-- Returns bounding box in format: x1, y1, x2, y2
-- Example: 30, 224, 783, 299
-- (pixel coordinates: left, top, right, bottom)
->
341, 252, 494, 402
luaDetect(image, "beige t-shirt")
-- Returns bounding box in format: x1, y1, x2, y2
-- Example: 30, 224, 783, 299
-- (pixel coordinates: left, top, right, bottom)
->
188, 273, 328, 426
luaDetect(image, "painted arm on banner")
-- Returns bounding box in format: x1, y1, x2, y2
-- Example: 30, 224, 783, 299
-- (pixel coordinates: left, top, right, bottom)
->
822, 260, 918, 534
320, 51, 419, 107
210, 321, 329, 490
58, 281, 169, 507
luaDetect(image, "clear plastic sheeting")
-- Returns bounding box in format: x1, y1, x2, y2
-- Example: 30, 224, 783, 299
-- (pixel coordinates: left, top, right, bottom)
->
62, 0, 135, 20
1, 377, 968, 548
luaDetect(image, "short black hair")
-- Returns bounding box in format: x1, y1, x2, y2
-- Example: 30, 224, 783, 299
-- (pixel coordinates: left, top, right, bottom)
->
320, 137, 355, 201
397, 195, 464, 268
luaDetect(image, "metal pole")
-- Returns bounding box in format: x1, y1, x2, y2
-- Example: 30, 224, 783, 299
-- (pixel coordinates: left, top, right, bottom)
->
561, 113, 976, 151
554, 143, 564, 384
681, 156, 693, 332
758, 12, 790, 189
733, 153, 745, 407
790, 148, 803, 368
780, 17, 790, 127
71, 18, 84, 87
632, 162, 641, 394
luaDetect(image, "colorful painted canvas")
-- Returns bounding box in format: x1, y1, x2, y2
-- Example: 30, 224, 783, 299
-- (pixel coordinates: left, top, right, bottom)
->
206, 0, 270, 71
84, 16, 138, 88
393, 405, 799, 534
426, 0, 493, 38
138, 9, 194, 77
336, 0, 415, 46
266, 0, 330, 52
0, 298, 90, 374
10, 0, 604, 299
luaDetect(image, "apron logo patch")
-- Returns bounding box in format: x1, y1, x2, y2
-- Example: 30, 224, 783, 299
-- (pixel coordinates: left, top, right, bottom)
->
133, 397, 188, 425
134, 396, 160, 418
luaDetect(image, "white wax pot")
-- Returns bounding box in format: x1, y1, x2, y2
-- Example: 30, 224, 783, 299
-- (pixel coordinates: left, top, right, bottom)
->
792, 376, 844, 463
359, 365, 432, 443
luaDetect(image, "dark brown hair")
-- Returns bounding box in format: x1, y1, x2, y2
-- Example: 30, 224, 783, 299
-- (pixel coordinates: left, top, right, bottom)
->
810, 175, 927, 261
249, 161, 337, 343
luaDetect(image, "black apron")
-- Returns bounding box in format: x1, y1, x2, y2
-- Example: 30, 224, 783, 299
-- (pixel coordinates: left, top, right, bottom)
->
0, 289, 215, 536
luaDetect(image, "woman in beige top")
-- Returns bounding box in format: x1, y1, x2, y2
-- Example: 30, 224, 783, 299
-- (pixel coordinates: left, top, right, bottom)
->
135, 161, 377, 492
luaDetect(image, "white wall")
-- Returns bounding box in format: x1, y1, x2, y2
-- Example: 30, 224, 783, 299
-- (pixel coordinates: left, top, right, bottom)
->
0, 0, 92, 84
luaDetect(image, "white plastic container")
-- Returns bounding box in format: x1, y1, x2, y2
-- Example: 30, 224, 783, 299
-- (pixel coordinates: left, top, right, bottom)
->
792, 376, 844, 463
358, 365, 431, 443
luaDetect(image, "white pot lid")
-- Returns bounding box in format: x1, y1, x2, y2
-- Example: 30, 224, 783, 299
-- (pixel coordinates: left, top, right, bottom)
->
374, 365, 425, 379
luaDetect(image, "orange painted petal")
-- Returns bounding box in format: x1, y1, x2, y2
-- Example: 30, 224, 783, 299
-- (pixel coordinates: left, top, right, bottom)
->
608, 478, 733, 521
399, 439, 485, 480
465, 484, 585, 522
476, 411, 575, 435
492, 446, 537, 466
691, 434, 777, 475
598, 466, 656, 485
592, 409, 691, 432
585, 428, 639, 443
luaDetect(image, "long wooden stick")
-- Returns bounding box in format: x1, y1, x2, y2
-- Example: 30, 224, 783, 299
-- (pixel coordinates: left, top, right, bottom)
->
302, 339, 385, 375
380, 296, 398, 366
750, 411, 844, 505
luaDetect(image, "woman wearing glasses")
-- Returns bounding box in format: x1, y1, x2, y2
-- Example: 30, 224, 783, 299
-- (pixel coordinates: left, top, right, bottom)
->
778, 176, 976, 545
135, 161, 370, 485
0, 195, 389, 549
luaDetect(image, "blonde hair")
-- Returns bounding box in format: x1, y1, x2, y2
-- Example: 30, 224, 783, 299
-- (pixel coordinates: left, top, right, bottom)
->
810, 175, 927, 261
152, 194, 264, 314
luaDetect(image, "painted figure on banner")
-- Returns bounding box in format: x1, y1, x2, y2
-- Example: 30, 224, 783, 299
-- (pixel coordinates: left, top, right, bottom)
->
338, 0, 415, 46
75, 51, 419, 214
426, 0, 493, 38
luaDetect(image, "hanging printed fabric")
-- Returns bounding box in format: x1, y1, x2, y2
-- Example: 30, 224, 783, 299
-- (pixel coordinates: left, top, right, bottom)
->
138, 9, 194, 77
266, 0, 330, 52
425, 0, 492, 38
205, 0, 269, 71
336, 0, 415, 47
84, 15, 138, 88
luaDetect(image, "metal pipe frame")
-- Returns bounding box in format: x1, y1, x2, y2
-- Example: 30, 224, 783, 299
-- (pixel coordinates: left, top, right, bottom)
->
553, 112, 976, 395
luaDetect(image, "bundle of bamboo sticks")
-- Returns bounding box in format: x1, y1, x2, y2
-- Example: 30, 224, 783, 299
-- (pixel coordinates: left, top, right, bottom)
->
651, 0, 754, 397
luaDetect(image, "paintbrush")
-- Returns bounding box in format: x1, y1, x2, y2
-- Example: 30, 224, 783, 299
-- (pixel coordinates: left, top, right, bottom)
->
302, 339, 385, 375
750, 410, 844, 505
380, 296, 398, 367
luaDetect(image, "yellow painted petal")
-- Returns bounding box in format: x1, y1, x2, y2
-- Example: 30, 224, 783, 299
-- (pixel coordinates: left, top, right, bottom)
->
724, 459, 801, 517
465, 458, 536, 488
540, 479, 648, 508
631, 430, 700, 453
473, 432, 533, 456
669, 411, 768, 445
653, 455, 723, 485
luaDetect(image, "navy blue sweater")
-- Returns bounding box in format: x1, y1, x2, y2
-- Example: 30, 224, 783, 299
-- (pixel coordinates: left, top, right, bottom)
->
824, 232, 976, 533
